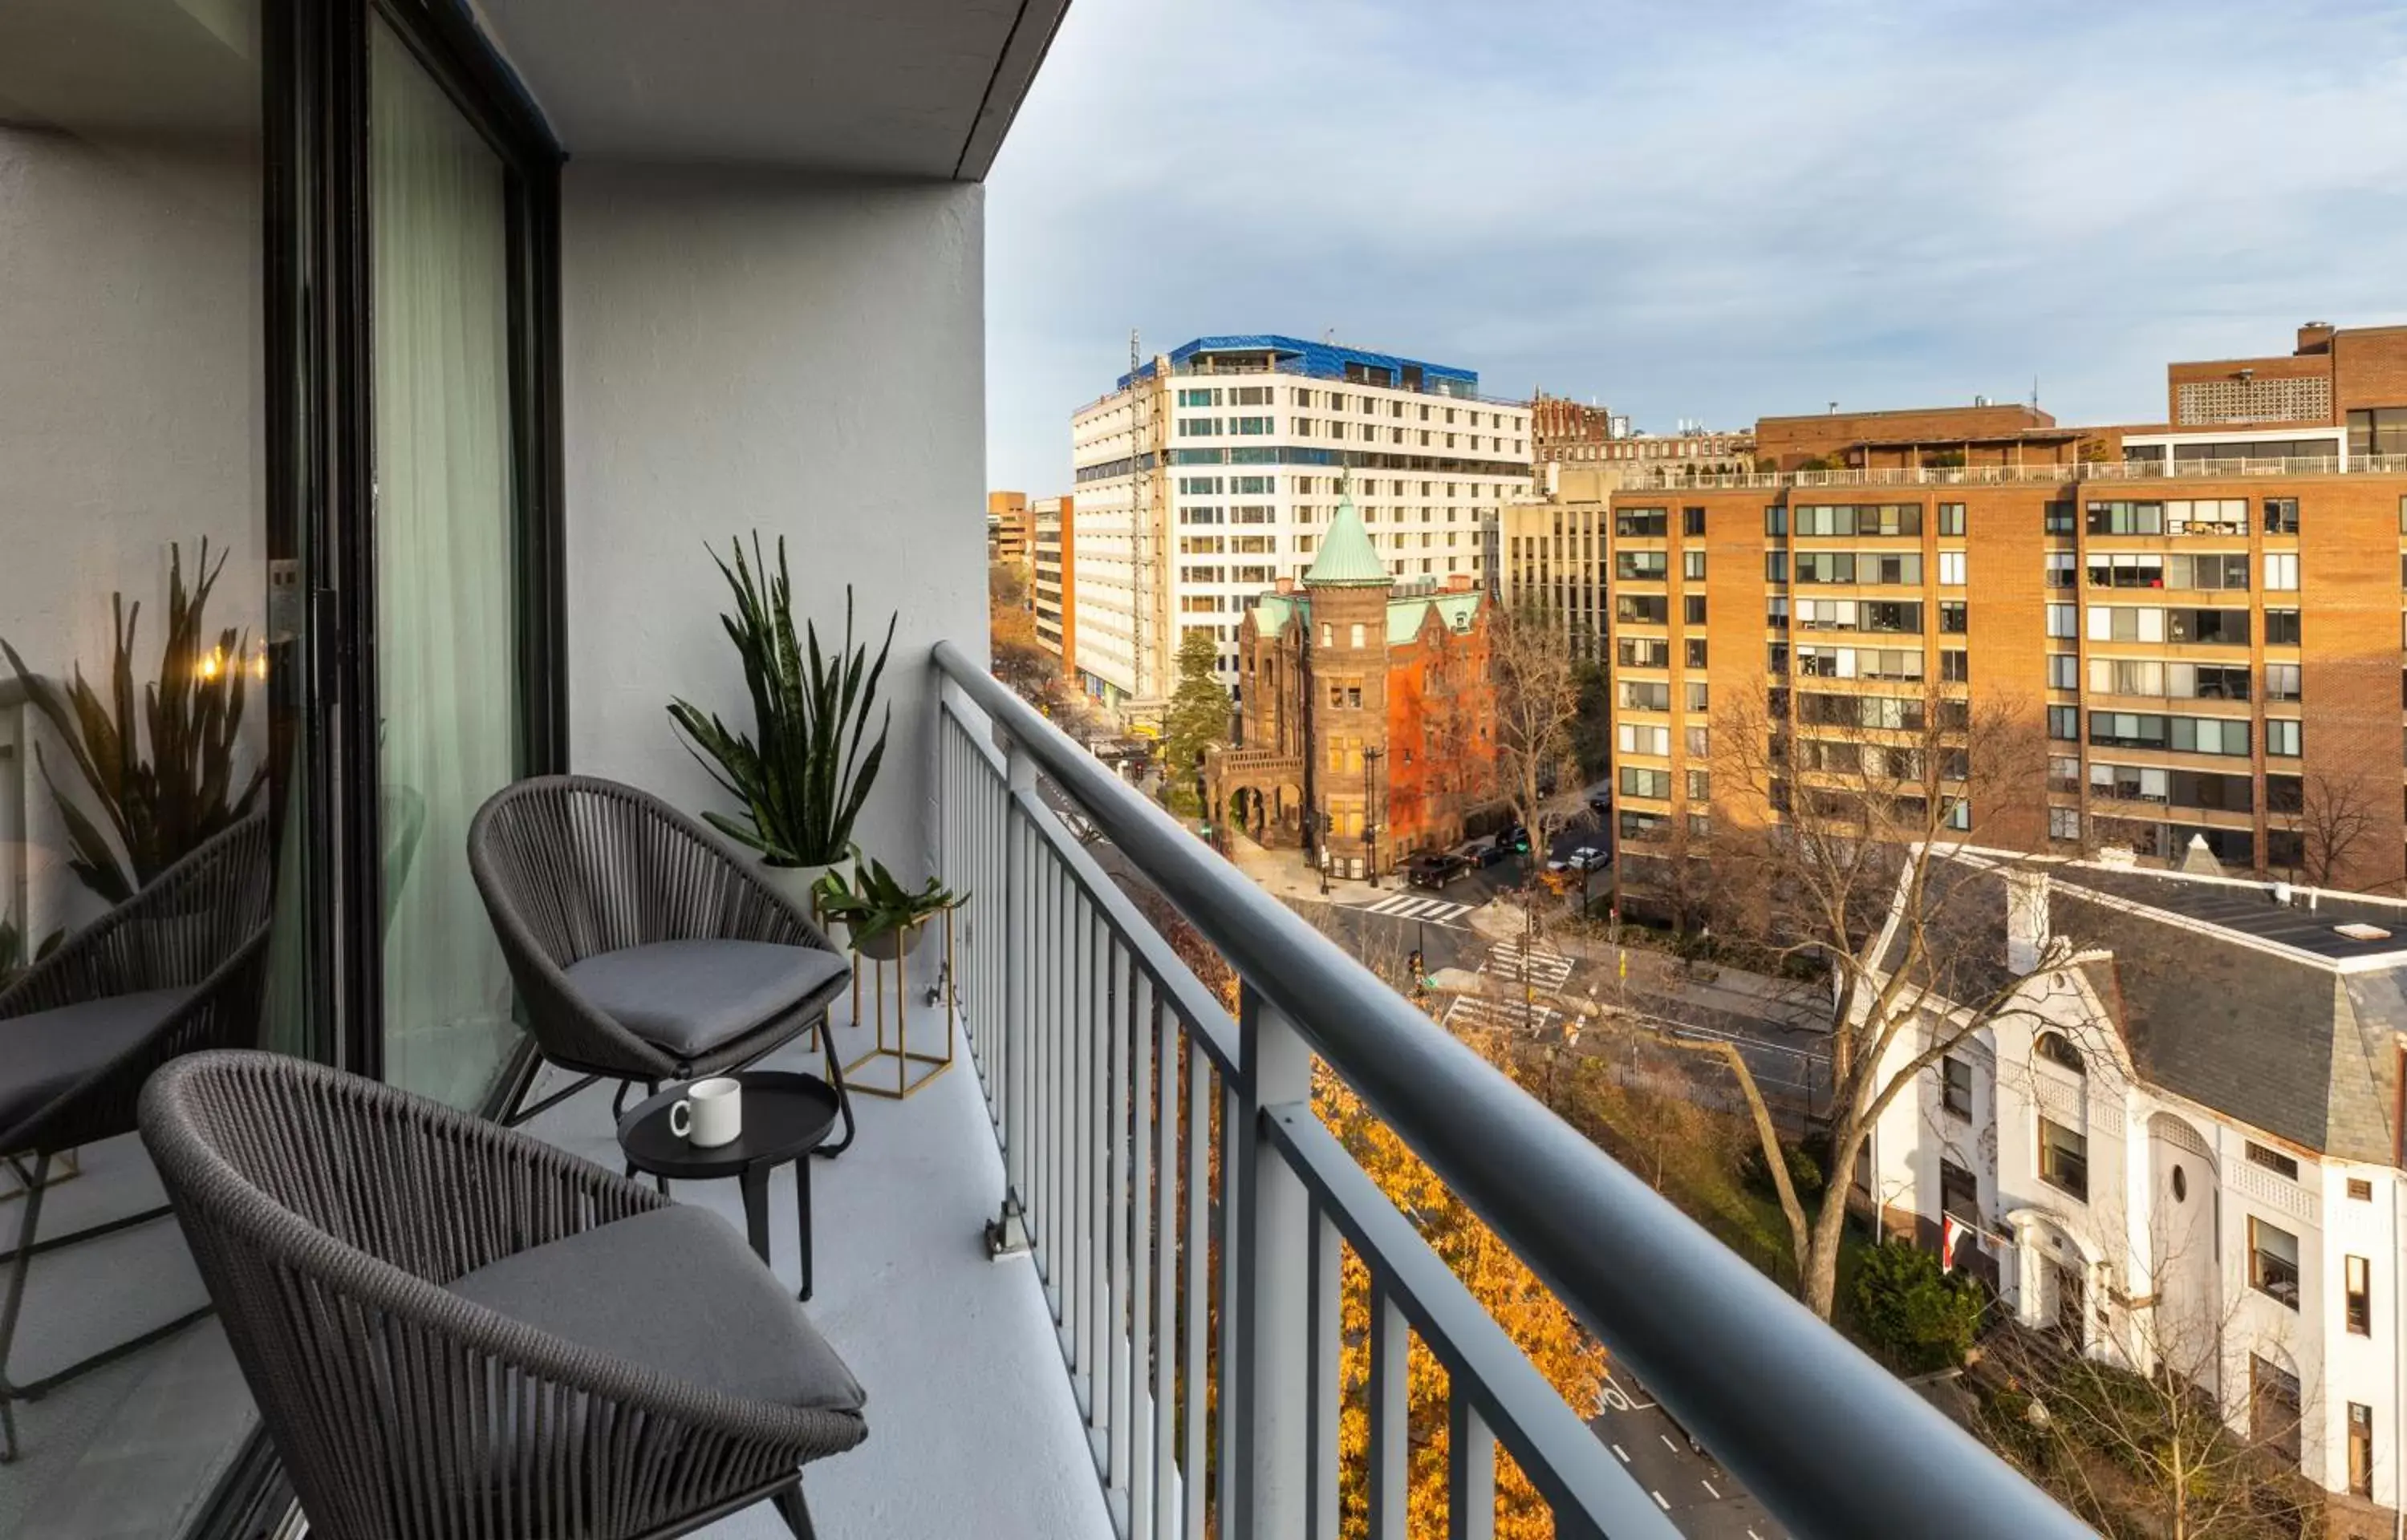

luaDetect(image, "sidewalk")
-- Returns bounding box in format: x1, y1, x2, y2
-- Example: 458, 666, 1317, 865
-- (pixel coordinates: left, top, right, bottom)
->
1221, 829, 1353, 906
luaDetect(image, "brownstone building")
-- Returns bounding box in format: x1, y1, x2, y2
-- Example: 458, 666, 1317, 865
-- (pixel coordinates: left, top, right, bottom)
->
1532, 391, 1754, 480
1210, 489, 1495, 876
1600, 322, 2407, 894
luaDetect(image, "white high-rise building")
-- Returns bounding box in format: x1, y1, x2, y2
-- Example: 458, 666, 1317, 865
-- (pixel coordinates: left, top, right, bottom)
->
1070, 336, 1532, 719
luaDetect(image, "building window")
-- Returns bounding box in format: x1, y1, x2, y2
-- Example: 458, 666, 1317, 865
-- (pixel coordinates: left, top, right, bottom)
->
1350, 623, 1366, 648
2263, 553, 2299, 591
1938, 551, 1966, 586
1685, 638, 1708, 668
2245, 1141, 2299, 1181
1942, 649, 1969, 683
2263, 496, 2299, 533
1682, 595, 1707, 625
1764, 505, 1788, 536
2264, 609, 2301, 646
1682, 506, 1707, 536
2267, 719, 2301, 758
2347, 1254, 2372, 1336
2039, 1118, 2088, 1199
1938, 502, 1966, 536
2046, 654, 2077, 691
1685, 726, 1710, 758
2048, 705, 2078, 741
1942, 1056, 1973, 1119
2048, 806, 2082, 842
2350, 1404, 2375, 1498
1682, 549, 1707, 580
1686, 768, 1711, 800
2249, 1217, 2300, 1309
2350, 1177, 2375, 1202
2044, 603, 2074, 638
2251, 1356, 2303, 1465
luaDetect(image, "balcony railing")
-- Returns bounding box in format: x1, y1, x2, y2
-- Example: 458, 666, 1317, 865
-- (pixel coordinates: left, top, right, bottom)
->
928, 642, 2089, 1538
1613, 453, 2407, 492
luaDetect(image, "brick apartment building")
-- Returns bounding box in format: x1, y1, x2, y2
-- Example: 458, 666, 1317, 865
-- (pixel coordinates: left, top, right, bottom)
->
987, 488, 1033, 565
1208, 488, 1495, 877
1597, 322, 2407, 894
1532, 390, 1755, 482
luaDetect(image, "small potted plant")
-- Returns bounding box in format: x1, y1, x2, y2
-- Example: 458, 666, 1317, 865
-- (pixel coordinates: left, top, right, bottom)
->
810, 847, 964, 960
668, 536, 895, 908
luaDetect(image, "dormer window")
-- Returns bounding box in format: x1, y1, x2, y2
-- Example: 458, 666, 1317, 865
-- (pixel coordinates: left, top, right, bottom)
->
2035, 1032, 2084, 1076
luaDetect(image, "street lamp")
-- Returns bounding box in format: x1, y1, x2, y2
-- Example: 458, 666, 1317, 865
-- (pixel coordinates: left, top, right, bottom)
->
1362, 746, 1383, 887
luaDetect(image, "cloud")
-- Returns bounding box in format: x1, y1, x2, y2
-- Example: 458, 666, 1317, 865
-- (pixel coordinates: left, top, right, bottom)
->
985, 0, 2407, 492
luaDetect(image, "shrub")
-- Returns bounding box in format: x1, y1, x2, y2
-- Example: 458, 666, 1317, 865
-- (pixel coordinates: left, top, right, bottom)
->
1853, 1240, 1986, 1373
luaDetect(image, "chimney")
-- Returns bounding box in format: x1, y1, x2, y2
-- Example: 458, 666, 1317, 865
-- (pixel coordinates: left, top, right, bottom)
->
2297, 321, 2336, 355
2006, 869, 2051, 975
1274, 576, 1295, 595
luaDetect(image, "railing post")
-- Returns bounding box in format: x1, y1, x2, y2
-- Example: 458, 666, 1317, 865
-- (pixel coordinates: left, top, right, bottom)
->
985, 726, 1037, 1258
1233, 981, 1312, 1540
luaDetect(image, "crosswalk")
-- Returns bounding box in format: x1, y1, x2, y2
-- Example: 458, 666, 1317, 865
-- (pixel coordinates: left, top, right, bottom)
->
1358, 891, 1475, 926
1480, 937, 1574, 994
1443, 992, 1561, 1037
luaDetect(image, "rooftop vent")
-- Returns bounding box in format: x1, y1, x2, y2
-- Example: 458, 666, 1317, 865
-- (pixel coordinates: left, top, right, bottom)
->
2334, 922, 2392, 942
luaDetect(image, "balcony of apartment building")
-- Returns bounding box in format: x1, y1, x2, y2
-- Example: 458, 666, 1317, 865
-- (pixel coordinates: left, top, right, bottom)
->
0, 5, 2093, 1540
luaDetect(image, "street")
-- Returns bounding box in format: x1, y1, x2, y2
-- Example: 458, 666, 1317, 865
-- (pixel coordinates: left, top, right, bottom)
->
1590, 1368, 1789, 1540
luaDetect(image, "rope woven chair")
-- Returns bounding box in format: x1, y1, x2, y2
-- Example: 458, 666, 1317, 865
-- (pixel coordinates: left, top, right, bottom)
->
468, 776, 853, 1149
0, 809, 272, 1461
140, 1050, 867, 1540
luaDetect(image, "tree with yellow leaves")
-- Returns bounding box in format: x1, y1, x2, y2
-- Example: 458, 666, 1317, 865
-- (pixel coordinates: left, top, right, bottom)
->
1315, 1042, 1608, 1539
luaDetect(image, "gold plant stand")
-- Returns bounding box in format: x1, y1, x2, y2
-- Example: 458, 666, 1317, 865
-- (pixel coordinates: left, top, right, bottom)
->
842, 906, 957, 1100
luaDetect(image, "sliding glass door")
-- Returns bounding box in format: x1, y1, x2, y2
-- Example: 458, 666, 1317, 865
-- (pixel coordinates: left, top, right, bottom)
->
367, 17, 526, 1108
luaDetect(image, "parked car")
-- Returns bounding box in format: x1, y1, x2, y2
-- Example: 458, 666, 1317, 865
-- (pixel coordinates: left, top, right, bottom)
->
1585, 792, 1612, 821
1457, 837, 1512, 869
1405, 852, 1470, 890
1546, 845, 1608, 873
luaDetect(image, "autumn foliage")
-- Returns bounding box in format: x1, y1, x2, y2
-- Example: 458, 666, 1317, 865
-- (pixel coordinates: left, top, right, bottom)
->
1314, 1043, 1607, 1538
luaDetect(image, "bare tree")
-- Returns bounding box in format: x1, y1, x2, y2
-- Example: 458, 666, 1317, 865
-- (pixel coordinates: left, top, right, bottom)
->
1489, 602, 1585, 861
1687, 679, 2065, 1320
2275, 767, 2385, 892
1975, 1210, 2323, 1540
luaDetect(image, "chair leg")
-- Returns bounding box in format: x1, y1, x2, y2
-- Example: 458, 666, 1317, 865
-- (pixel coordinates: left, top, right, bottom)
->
0, 1153, 48, 1464
813, 1013, 855, 1160
770, 1481, 816, 1540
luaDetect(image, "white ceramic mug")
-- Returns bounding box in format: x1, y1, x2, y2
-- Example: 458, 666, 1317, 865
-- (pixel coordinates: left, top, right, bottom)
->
669, 1076, 743, 1148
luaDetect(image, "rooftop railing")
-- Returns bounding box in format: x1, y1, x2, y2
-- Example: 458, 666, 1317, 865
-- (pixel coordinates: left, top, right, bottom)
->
929, 642, 2089, 1539
1612, 453, 2407, 492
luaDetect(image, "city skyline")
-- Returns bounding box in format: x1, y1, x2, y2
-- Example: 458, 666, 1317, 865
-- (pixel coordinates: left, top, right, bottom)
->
984, 0, 2407, 494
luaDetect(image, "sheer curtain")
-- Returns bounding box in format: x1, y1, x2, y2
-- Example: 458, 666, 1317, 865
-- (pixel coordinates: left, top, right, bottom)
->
370, 20, 520, 1108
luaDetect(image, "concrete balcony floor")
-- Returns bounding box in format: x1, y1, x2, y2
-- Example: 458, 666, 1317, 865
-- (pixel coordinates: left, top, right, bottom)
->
519, 984, 1114, 1540
2, 979, 1110, 1540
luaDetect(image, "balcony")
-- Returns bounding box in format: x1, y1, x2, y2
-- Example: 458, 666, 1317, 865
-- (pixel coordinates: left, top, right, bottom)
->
1615, 452, 2407, 492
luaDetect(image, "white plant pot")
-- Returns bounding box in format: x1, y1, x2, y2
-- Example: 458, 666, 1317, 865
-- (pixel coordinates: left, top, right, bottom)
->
761, 858, 843, 921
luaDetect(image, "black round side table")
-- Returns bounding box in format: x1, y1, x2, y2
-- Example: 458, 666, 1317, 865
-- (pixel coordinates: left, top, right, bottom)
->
617, 1071, 842, 1301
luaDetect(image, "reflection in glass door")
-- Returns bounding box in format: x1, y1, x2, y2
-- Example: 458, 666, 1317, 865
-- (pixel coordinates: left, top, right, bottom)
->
369, 19, 522, 1108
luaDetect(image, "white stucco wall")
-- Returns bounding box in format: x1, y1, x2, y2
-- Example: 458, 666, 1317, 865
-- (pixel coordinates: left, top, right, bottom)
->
559, 164, 985, 880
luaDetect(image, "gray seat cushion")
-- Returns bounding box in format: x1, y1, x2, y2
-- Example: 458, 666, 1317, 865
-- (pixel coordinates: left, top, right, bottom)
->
447, 1203, 865, 1415
0, 988, 195, 1141
563, 939, 848, 1058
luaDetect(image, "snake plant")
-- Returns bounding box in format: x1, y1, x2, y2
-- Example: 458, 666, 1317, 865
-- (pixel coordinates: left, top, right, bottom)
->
1, 540, 265, 905
668, 536, 895, 868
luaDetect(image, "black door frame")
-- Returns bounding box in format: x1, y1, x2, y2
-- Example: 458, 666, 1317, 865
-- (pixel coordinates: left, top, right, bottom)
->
288, 0, 567, 1092
212, 2, 564, 1531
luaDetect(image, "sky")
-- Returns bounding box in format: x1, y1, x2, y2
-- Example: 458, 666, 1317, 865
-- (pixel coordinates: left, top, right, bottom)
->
982, 0, 2407, 495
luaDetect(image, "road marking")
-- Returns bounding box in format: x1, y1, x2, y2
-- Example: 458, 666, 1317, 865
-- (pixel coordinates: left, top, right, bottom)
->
1650, 1490, 1670, 1512
1601, 1370, 1655, 1411
1611, 1444, 1628, 1463
1362, 893, 1473, 925
1659, 1433, 1678, 1453
1701, 1478, 1721, 1498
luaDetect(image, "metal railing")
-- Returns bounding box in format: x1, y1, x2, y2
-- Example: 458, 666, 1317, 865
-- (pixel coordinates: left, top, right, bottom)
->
1613, 452, 2407, 492
931, 642, 2088, 1540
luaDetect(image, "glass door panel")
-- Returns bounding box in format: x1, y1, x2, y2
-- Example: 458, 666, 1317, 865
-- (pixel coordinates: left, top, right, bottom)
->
369, 18, 522, 1108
